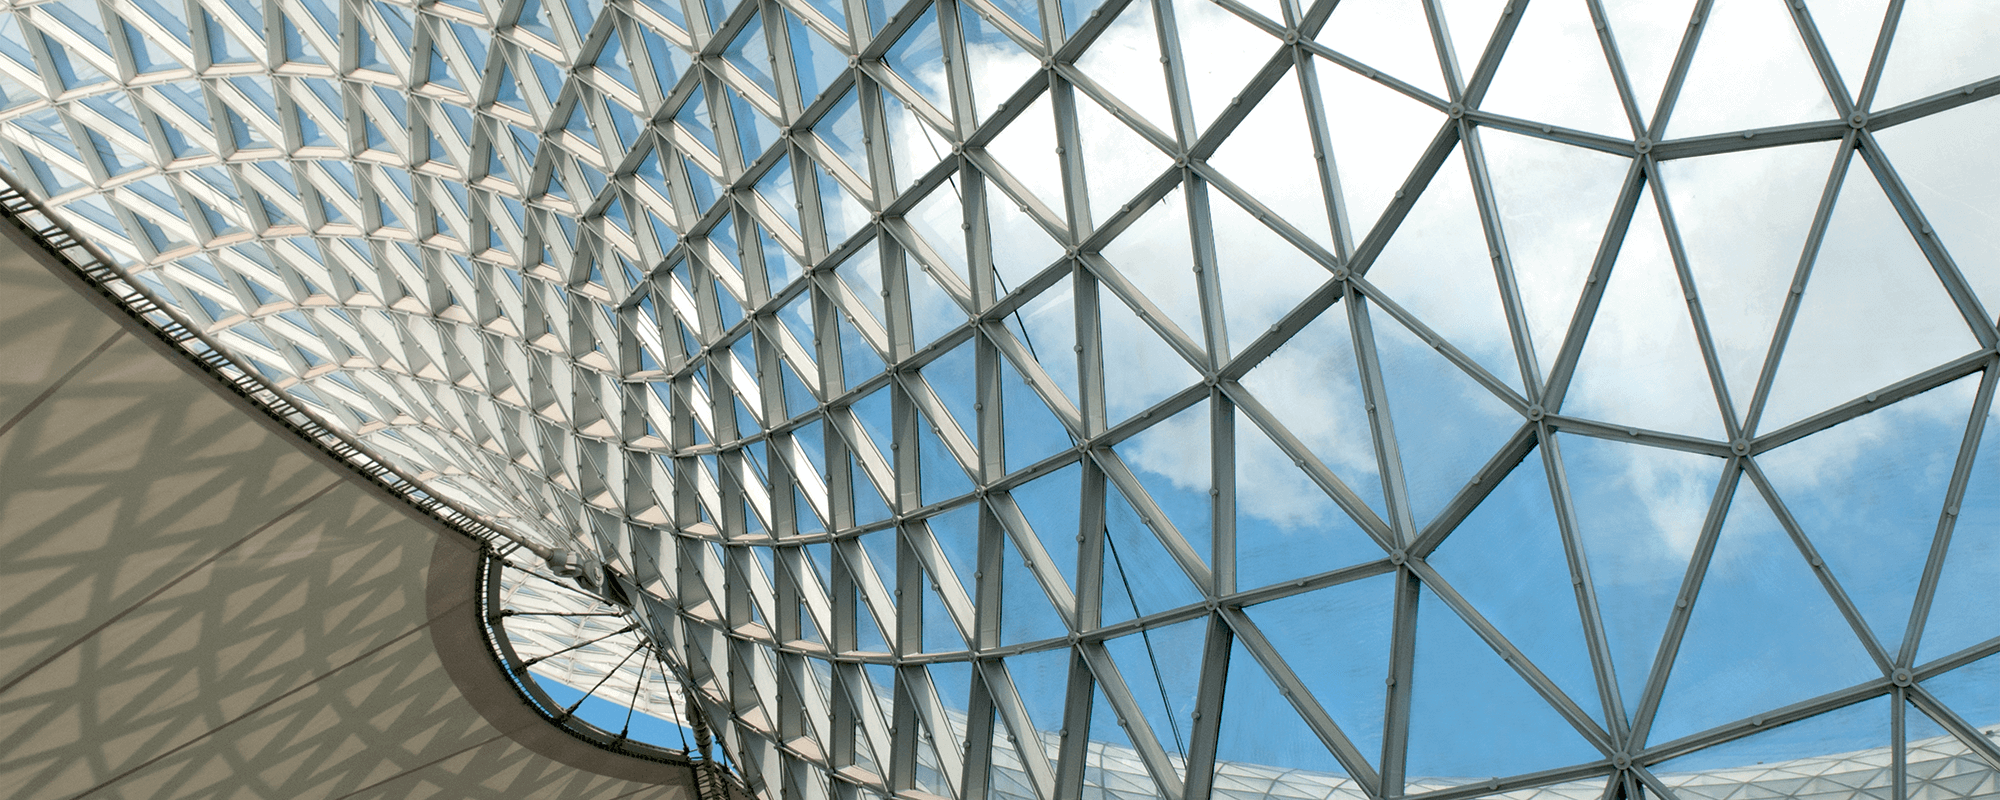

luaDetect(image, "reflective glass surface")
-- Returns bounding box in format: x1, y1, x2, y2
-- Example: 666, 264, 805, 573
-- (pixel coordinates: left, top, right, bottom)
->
3, 0, 1999, 796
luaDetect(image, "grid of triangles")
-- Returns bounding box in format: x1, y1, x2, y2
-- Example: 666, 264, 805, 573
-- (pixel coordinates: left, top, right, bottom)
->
3, 0, 2000, 795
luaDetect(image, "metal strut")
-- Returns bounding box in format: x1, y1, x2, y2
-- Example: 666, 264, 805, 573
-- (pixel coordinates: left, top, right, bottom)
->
688, 695, 727, 800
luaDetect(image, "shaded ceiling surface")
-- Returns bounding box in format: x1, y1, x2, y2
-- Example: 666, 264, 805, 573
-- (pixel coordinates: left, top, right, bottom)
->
0, 220, 704, 798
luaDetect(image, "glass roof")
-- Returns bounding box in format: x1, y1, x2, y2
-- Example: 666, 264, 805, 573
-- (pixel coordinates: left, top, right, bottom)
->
2, 0, 1998, 794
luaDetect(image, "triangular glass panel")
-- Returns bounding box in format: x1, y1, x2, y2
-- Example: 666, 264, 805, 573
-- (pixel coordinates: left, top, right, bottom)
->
1759, 374, 1975, 654
1315, 0, 1448, 99
493, 62, 529, 112
918, 570, 969, 652
815, 160, 871, 246
1557, 432, 1724, 725
985, 182, 1065, 293
1102, 616, 1208, 774
1216, 638, 1352, 778
133, 18, 190, 71
292, 105, 329, 148
1171, 0, 1279, 135
603, 99, 642, 151
848, 577, 893, 656
594, 27, 636, 91
780, 357, 818, 419
638, 25, 691, 92
959, 7, 1037, 126
1100, 186, 1203, 344
1872, 1, 2000, 109
985, 91, 1067, 217
1565, 195, 1728, 440
155, 109, 211, 156
834, 243, 887, 329
83, 129, 145, 177
1665, 0, 1839, 138
1917, 394, 2000, 664
424, 43, 461, 91
1481, 0, 1632, 136
1597, 0, 1698, 123
1073, 0, 1172, 134
203, 10, 258, 65
999, 525, 1071, 646
1761, 156, 1981, 432
1372, 302, 1523, 533
998, 280, 1080, 409
983, 703, 1040, 800
1647, 474, 1881, 747
882, 91, 945, 192
514, 0, 557, 43
916, 262, 968, 350
674, 84, 720, 156
852, 386, 895, 455
228, 108, 275, 150
920, 340, 977, 439
1432, 0, 1507, 84
1659, 140, 1841, 420
1100, 478, 1204, 626
1917, 651, 2000, 753
852, 452, 894, 523
723, 14, 780, 99
886, 5, 950, 114
1210, 70, 1336, 252
1243, 572, 1395, 767
1081, 680, 1138, 795
682, 157, 724, 213
787, 11, 845, 104
908, 183, 970, 287
1314, 56, 1448, 244
1476, 131, 1633, 381
1074, 90, 1169, 229
794, 483, 827, 535
1007, 459, 1083, 595
982, 0, 1038, 39
1004, 647, 1073, 757
1799, 0, 1889, 105
813, 89, 867, 178
1427, 448, 1607, 728
1234, 410, 1384, 590
1872, 97, 2000, 321
753, 159, 800, 235
925, 501, 981, 591
1096, 278, 1201, 426
1365, 146, 1526, 394
911, 696, 959, 795
1238, 297, 1388, 524
1405, 581, 1603, 785
1112, 397, 1212, 571
856, 527, 899, 597
998, 346, 1073, 472
918, 416, 975, 506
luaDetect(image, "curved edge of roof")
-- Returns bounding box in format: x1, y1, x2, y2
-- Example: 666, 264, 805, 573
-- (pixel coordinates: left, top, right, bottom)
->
426, 536, 716, 790
0, 174, 728, 798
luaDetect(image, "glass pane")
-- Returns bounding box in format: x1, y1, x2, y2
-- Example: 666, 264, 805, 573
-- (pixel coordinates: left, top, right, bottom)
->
1646, 473, 1880, 747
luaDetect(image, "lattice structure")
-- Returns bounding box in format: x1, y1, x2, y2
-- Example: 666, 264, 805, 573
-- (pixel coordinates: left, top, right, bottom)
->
1, 0, 1998, 797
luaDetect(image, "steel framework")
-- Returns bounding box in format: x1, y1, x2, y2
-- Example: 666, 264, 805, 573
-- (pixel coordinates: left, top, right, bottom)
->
0, 0, 1997, 797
